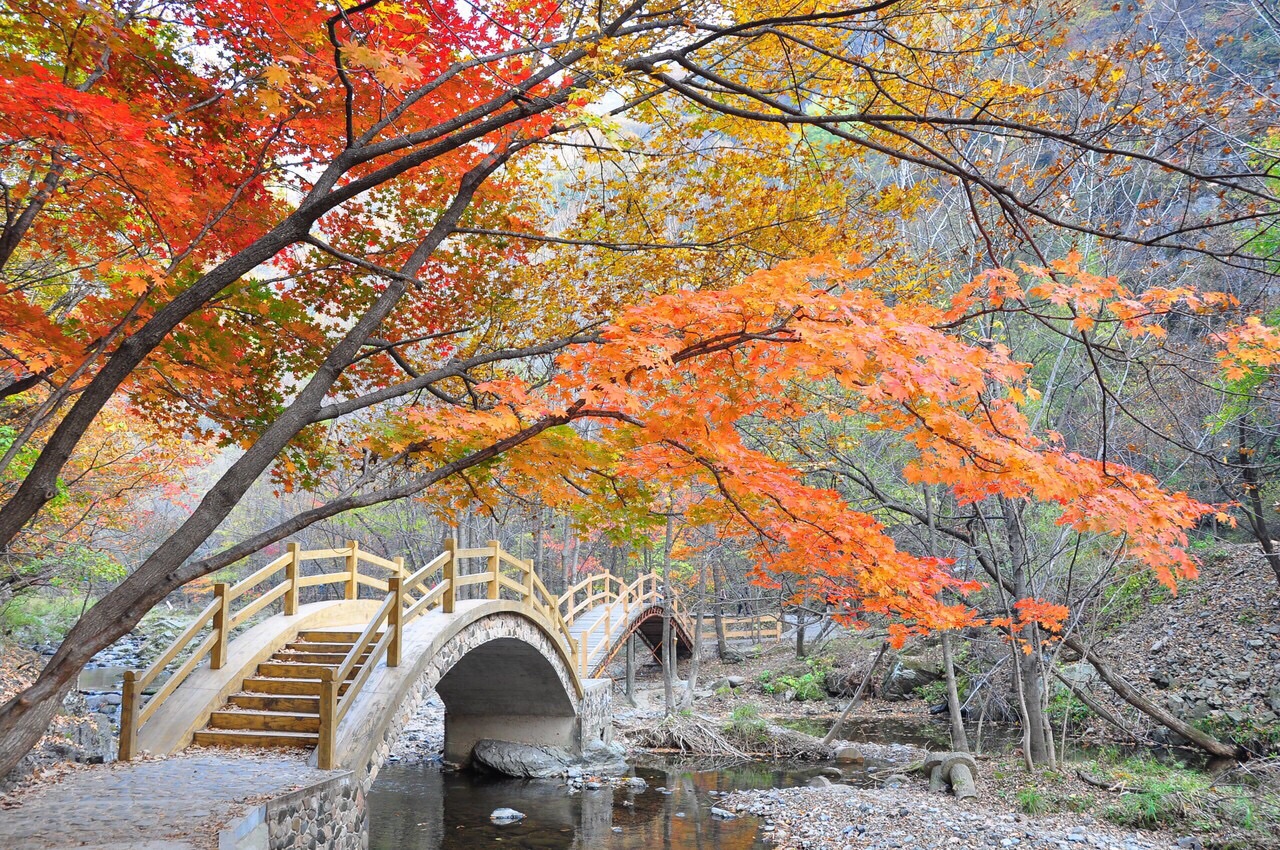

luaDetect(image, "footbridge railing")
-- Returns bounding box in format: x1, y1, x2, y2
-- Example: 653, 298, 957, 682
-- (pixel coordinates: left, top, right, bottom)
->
120, 538, 781, 765
120, 540, 404, 760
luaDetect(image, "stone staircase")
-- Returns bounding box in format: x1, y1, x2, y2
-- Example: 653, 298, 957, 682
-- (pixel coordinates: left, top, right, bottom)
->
191, 629, 377, 751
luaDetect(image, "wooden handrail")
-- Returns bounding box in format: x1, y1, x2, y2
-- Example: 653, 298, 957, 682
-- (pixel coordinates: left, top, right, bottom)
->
121, 536, 785, 766
120, 540, 413, 761
227, 553, 291, 602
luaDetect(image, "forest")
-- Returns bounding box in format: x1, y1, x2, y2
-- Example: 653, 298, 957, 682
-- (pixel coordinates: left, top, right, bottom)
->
2, 0, 1280, 844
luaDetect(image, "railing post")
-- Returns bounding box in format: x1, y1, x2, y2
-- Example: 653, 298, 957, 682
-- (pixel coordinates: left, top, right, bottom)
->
285, 542, 301, 616
317, 668, 337, 770
522, 556, 534, 605
388, 576, 403, 668
345, 540, 359, 600
442, 539, 456, 614
211, 582, 229, 670
119, 670, 140, 761
487, 539, 500, 600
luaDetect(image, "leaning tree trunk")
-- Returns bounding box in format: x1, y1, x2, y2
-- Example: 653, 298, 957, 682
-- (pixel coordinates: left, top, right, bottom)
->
822, 642, 888, 746
1061, 634, 1239, 758
0, 155, 535, 777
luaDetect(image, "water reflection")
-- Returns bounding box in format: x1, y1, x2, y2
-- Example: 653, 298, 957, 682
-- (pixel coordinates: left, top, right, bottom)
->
368, 760, 846, 850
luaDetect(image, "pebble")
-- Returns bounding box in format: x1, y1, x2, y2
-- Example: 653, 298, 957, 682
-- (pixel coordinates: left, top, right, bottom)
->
722, 784, 1183, 850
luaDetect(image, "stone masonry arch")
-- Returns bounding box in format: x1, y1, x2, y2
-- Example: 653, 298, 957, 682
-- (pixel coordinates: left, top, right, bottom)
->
333, 603, 612, 783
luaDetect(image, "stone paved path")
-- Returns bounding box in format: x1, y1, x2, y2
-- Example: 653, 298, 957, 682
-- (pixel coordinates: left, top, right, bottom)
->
0, 753, 331, 850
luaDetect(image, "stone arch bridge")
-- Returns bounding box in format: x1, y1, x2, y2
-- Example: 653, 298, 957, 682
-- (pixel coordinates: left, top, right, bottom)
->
118, 540, 733, 773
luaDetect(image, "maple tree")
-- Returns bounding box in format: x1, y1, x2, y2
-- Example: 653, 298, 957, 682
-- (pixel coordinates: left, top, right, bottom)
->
1, 0, 1278, 774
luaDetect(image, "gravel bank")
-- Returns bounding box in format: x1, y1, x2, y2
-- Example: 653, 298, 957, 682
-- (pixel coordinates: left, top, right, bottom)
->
722, 784, 1188, 850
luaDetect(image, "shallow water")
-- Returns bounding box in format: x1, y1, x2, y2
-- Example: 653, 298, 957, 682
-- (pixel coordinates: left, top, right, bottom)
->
367, 759, 862, 850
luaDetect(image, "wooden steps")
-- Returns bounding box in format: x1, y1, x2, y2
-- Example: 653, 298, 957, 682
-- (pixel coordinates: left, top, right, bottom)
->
192, 728, 319, 748
192, 631, 380, 754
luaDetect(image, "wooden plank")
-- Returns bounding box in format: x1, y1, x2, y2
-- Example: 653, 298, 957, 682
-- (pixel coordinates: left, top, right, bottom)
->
334, 595, 393, 684
296, 572, 350, 588
453, 546, 496, 560
356, 575, 389, 592
497, 574, 526, 597
454, 570, 495, 588
497, 550, 531, 573
137, 630, 219, 725
405, 580, 448, 622
402, 552, 449, 594
228, 581, 289, 629
299, 547, 352, 560
227, 554, 291, 601
336, 628, 395, 723
137, 599, 218, 689
356, 551, 400, 571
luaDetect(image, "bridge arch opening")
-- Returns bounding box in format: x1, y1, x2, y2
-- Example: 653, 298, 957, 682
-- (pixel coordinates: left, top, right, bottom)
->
434, 636, 580, 764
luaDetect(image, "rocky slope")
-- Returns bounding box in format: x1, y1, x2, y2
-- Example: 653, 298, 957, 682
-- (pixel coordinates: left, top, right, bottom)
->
1085, 544, 1280, 748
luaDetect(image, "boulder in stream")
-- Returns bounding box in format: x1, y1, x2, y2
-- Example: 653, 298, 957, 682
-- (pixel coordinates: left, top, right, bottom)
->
472, 739, 629, 779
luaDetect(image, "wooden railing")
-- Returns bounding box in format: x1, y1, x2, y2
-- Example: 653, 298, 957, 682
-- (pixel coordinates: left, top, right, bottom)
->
702, 612, 783, 641
314, 538, 569, 767
120, 540, 405, 760
121, 536, 784, 766
558, 572, 673, 677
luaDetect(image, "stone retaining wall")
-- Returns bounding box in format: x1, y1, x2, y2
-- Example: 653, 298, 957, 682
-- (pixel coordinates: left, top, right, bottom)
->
219, 772, 367, 850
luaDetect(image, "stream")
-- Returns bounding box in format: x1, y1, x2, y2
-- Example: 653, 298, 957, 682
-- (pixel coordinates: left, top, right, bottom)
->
368, 758, 871, 850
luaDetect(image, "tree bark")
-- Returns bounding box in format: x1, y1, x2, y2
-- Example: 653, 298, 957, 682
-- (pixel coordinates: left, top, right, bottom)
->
0, 159, 507, 777
1000, 496, 1054, 766
684, 562, 705, 706
712, 562, 729, 659
942, 631, 969, 752
1061, 634, 1239, 759
662, 512, 675, 716
822, 642, 887, 746
1238, 418, 1280, 588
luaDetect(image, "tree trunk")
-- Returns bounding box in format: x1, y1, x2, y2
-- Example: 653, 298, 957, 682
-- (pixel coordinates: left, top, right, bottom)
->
1000, 496, 1054, 766
685, 562, 705, 706
822, 642, 888, 746
1061, 634, 1239, 758
1238, 418, 1280, 588
942, 631, 969, 752
712, 562, 729, 659
795, 606, 807, 659
662, 512, 675, 716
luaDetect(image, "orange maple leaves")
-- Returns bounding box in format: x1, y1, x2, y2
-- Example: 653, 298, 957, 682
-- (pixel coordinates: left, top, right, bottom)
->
370, 252, 1229, 642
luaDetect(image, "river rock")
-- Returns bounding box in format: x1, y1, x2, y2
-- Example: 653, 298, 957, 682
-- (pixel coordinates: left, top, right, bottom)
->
580, 740, 628, 776
472, 739, 628, 779
880, 655, 942, 701
473, 740, 572, 778
490, 808, 526, 823
834, 745, 864, 764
